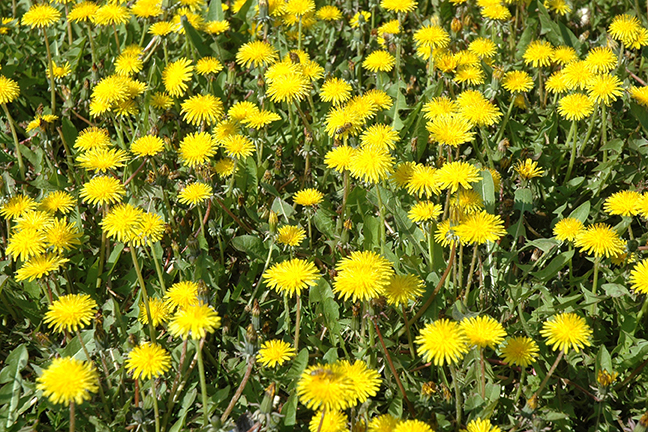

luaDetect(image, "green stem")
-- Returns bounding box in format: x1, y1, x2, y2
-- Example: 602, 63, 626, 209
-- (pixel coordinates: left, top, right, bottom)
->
197, 204, 206, 238
375, 184, 386, 255
112, 23, 121, 54
43, 29, 56, 113
77, 330, 110, 417
86, 23, 97, 66
532, 350, 564, 401
564, 121, 578, 184
427, 223, 435, 271
449, 363, 462, 431
494, 98, 515, 145
480, 348, 486, 399
294, 294, 301, 351
514, 368, 526, 405
96, 206, 107, 290
580, 110, 597, 155
152, 381, 160, 432
600, 103, 608, 163
69, 402, 75, 432
130, 247, 156, 341
297, 16, 303, 51
590, 256, 601, 316
401, 304, 415, 359
150, 244, 166, 293
2, 103, 25, 180
464, 245, 478, 303
307, 212, 313, 249
196, 339, 210, 427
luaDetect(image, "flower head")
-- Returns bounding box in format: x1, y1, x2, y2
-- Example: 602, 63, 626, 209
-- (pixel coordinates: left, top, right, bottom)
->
317, 6, 342, 20
629, 259, 648, 295
69, 2, 99, 22
77, 148, 129, 172
44, 294, 97, 333
163, 58, 193, 97
499, 336, 539, 367
587, 73, 623, 105
585, 47, 617, 73
126, 343, 171, 380
502, 70, 534, 93
454, 210, 506, 244
81, 176, 125, 206
169, 303, 221, 340
130, 212, 165, 247
15, 253, 69, 282
608, 14, 643, 48
165, 281, 199, 310
349, 146, 394, 184
540, 312, 592, 353
558, 93, 594, 121
309, 410, 347, 432
22, 4, 61, 28
436, 161, 482, 193
181, 94, 224, 125
276, 225, 306, 246
416, 319, 469, 366
94, 4, 130, 25
40, 191, 75, 214
383, 274, 425, 305
44, 218, 82, 252
325, 146, 356, 173
456, 90, 502, 127
463, 418, 501, 432
460, 315, 506, 349
414, 24, 449, 49
333, 251, 394, 302
336, 360, 381, 405
362, 50, 395, 73
320, 78, 352, 105
101, 203, 144, 243
138, 297, 171, 326
394, 420, 434, 432
294, 189, 324, 206
1, 195, 37, 220
515, 158, 544, 180
574, 223, 625, 258
236, 41, 278, 68
523, 40, 554, 67
222, 134, 255, 159
37, 357, 98, 406
553, 217, 584, 242
74, 127, 111, 151
368, 414, 401, 432
178, 182, 212, 206
427, 114, 475, 147
604, 190, 642, 216
408, 201, 443, 223
380, 0, 416, 12
257, 340, 296, 367
405, 165, 440, 198
266, 71, 310, 103
178, 132, 217, 167
297, 364, 353, 411
263, 258, 320, 297
361, 124, 399, 150
6, 228, 46, 261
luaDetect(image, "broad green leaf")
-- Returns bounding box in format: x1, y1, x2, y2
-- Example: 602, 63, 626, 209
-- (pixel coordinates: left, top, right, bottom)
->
181, 16, 210, 57
475, 170, 495, 213
231, 235, 266, 261
514, 187, 533, 214
206, 0, 224, 21
568, 201, 590, 223
532, 249, 573, 281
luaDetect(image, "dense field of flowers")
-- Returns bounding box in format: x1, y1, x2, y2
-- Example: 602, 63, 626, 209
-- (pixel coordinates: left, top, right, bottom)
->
2, 0, 648, 430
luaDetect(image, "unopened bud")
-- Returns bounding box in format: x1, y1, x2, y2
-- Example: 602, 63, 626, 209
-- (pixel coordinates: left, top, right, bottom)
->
268, 210, 278, 234
451, 18, 462, 33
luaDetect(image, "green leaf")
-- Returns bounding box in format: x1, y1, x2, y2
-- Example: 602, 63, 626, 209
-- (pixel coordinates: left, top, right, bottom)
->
286, 348, 309, 380
282, 392, 298, 426
180, 16, 210, 57
532, 249, 573, 281
514, 188, 533, 214
630, 102, 648, 132
231, 235, 266, 261
206, 0, 224, 21
313, 207, 336, 239
61, 118, 78, 153
475, 170, 496, 213
271, 196, 294, 222
568, 201, 590, 223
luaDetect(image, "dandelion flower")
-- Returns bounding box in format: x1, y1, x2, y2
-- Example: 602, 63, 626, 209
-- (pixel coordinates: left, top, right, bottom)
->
574, 223, 625, 258
195, 57, 224, 75
36, 357, 98, 406
130, 212, 165, 247
14, 210, 54, 232
456, 90, 502, 127
585, 47, 617, 73
204, 20, 230, 34
131, 135, 164, 157
257, 340, 296, 367
427, 114, 474, 147
284, 0, 315, 15
368, 414, 401, 432
165, 281, 199, 310
454, 210, 506, 244
222, 134, 255, 159
138, 297, 171, 326
178, 132, 217, 167
552, 45, 578, 64
214, 158, 237, 177
309, 410, 347, 432
416, 319, 469, 366
168, 303, 221, 340
236, 41, 278, 68
414, 24, 449, 49
320, 78, 352, 105
294, 189, 324, 206
502, 70, 534, 93
557, 93, 594, 121
0, 75, 20, 104
114, 53, 142, 76
381, 0, 417, 13
325, 146, 356, 173
362, 50, 395, 73
101, 203, 144, 243
333, 251, 394, 302
349, 146, 394, 184
361, 124, 399, 150
44, 219, 81, 252
80, 176, 125, 206
422, 96, 458, 120
44, 294, 97, 333
94, 4, 130, 25
297, 364, 353, 411
553, 217, 584, 242
1, 195, 36, 220
149, 21, 175, 36
515, 158, 545, 180
563, 60, 594, 90
604, 190, 642, 216
163, 58, 193, 97
469, 37, 497, 58
181, 94, 224, 125
461, 315, 506, 349
178, 182, 212, 206
74, 127, 111, 151
126, 343, 171, 380
608, 14, 642, 48
523, 40, 553, 67
629, 259, 648, 295
77, 148, 129, 172
393, 420, 433, 432
499, 336, 539, 367
540, 312, 592, 353
435, 220, 460, 247
405, 165, 440, 198
266, 72, 310, 103
6, 228, 46, 261
408, 201, 442, 223
336, 360, 381, 405
68, 1, 100, 23
276, 225, 306, 246
454, 65, 485, 85
452, 189, 484, 216
481, 4, 511, 20
587, 73, 623, 106
263, 258, 320, 297
38, 191, 74, 215
436, 161, 482, 193
243, 110, 281, 129
464, 418, 501, 432
15, 253, 69, 282
383, 274, 424, 305
350, 11, 371, 28
546, 70, 570, 94
630, 86, 648, 106
316, 5, 342, 20
22, 4, 61, 28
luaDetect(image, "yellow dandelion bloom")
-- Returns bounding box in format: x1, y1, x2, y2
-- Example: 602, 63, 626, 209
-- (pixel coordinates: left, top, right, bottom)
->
266, 71, 310, 103
460, 315, 506, 349
574, 223, 625, 258
454, 210, 506, 244
68, 2, 100, 23
630, 86, 648, 107
319, 77, 352, 106
604, 190, 642, 216
6, 228, 46, 261
416, 319, 469, 366
101, 203, 144, 243
316, 5, 342, 20
257, 340, 296, 367
333, 251, 394, 302
22, 4, 61, 28
629, 259, 648, 295
74, 127, 111, 151
236, 41, 278, 68
138, 297, 171, 326
44, 218, 81, 253
276, 225, 306, 246
523, 40, 553, 67
383, 274, 425, 305
43, 294, 97, 333
178, 182, 212, 206
162, 58, 193, 97
294, 188, 324, 206
178, 132, 217, 167
362, 50, 395, 73
502, 70, 534, 93
15, 253, 69, 282
264, 258, 320, 297
408, 201, 443, 223
221, 134, 255, 159
0, 76, 20, 105
436, 161, 482, 193
126, 343, 172, 380
168, 303, 221, 340
585, 47, 617, 74
361, 124, 399, 150
405, 165, 441, 198
423, 96, 459, 121
587, 73, 623, 106
427, 114, 474, 147
414, 24, 449, 49
130, 212, 165, 247
297, 363, 354, 410
94, 4, 131, 25
499, 336, 539, 367
80, 176, 125, 206
557, 93, 594, 121
181, 94, 224, 125
348, 146, 394, 184
165, 281, 199, 311
36, 357, 98, 406
77, 148, 129, 172
515, 158, 544, 180
309, 409, 347, 432
540, 312, 592, 353
553, 217, 584, 243
40, 191, 75, 214
325, 146, 356, 173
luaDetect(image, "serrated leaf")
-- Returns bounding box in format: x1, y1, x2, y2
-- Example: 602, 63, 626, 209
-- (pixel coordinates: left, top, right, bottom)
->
514, 187, 533, 214
231, 235, 266, 261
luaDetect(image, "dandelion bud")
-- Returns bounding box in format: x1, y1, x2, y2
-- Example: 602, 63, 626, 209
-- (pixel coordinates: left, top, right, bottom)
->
245, 323, 257, 354
514, 94, 526, 109
258, 0, 268, 19
260, 382, 275, 414
268, 210, 278, 234
343, 219, 353, 230
526, 394, 538, 410
451, 18, 462, 33
492, 66, 505, 80
597, 369, 618, 387
422, 381, 437, 396
252, 299, 261, 330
